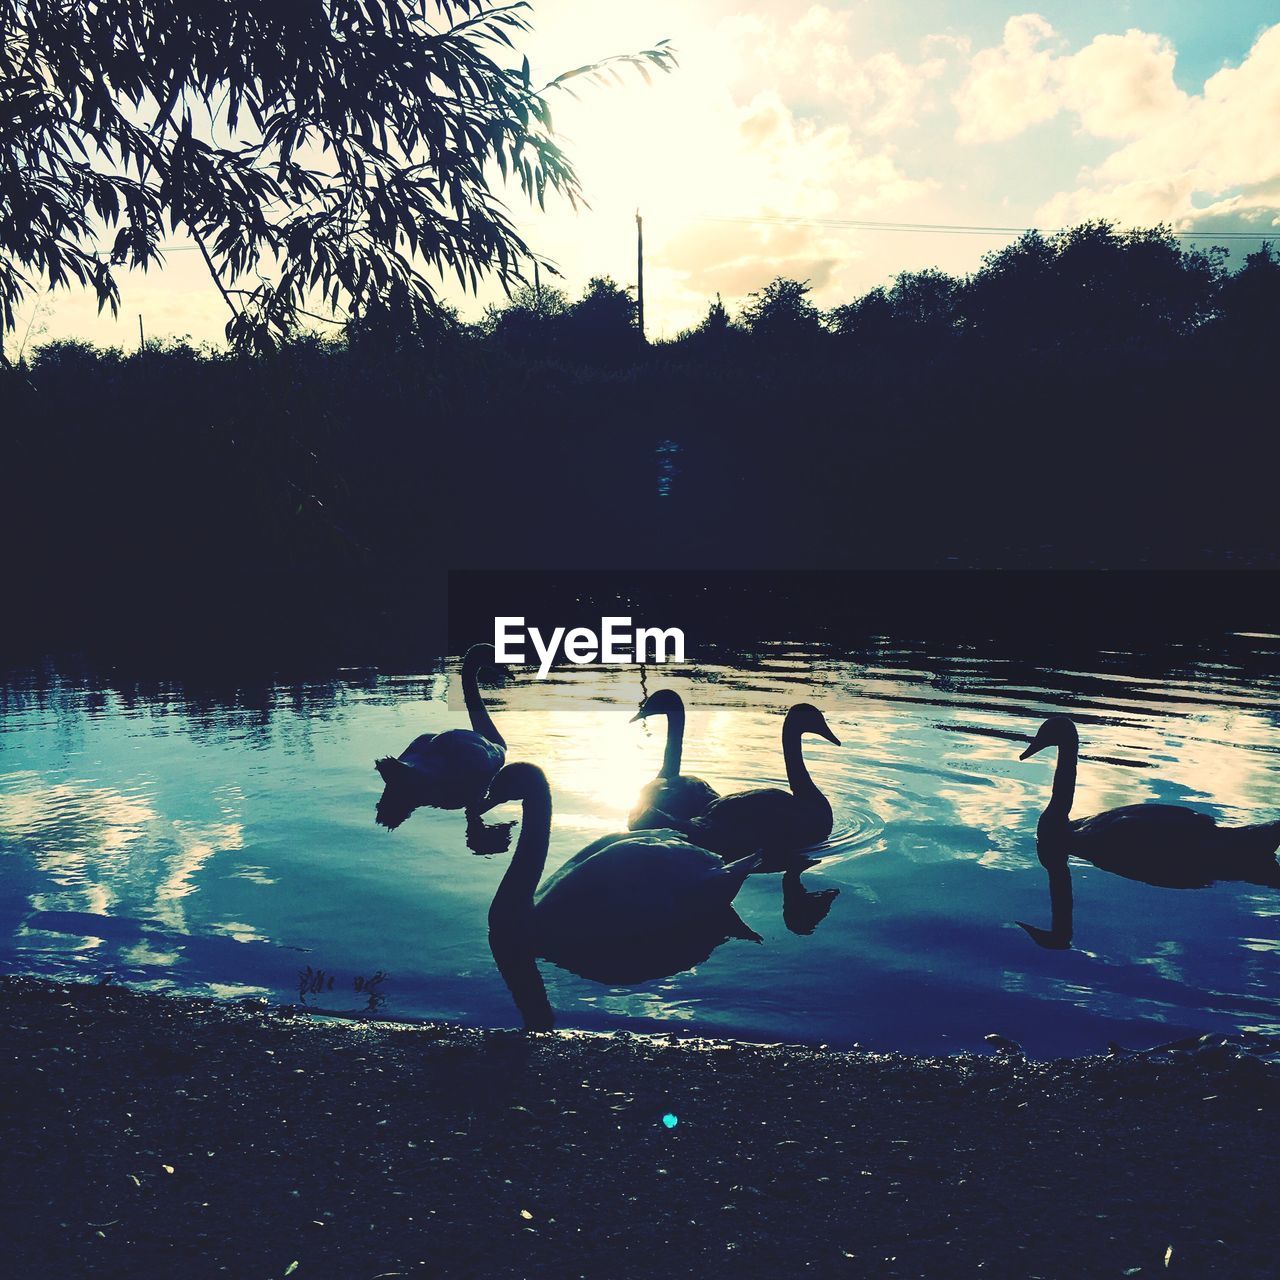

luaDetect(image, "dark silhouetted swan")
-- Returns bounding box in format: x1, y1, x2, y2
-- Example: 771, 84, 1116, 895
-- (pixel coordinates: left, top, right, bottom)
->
679, 703, 841, 862
482, 762, 759, 947
628, 689, 720, 830
1015, 715, 1280, 947
374, 643, 505, 827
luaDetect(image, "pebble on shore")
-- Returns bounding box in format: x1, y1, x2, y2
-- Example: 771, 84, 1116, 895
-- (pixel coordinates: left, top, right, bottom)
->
1, 976, 1277, 1279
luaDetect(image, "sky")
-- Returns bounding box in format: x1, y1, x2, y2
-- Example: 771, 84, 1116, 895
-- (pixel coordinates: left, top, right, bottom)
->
17, 0, 1280, 351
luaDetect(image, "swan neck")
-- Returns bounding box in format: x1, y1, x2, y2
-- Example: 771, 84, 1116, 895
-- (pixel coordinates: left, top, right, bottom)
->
660, 703, 685, 778
462, 650, 504, 748
784, 723, 818, 797
489, 785, 551, 929
1046, 739, 1078, 819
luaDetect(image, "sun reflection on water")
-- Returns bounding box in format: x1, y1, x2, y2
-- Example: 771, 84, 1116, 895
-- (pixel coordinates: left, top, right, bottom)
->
1, 632, 1278, 1054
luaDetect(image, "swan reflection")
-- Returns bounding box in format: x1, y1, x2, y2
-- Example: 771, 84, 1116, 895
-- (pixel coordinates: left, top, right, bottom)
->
489, 910, 761, 1032
782, 864, 840, 936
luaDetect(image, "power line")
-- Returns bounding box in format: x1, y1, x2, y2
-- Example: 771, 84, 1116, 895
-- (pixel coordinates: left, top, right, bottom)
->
691, 213, 1277, 241
148, 212, 1276, 257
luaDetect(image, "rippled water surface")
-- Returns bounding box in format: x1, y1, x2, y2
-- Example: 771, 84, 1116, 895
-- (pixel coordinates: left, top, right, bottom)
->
3, 636, 1279, 1055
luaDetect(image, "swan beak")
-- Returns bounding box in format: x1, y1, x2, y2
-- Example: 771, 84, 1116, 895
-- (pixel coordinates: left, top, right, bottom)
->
1019, 741, 1044, 760
629, 709, 647, 723
1016, 920, 1071, 950
819, 726, 841, 746
479, 795, 505, 815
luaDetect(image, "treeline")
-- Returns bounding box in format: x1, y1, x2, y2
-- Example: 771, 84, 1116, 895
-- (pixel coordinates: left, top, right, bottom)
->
12, 220, 1278, 371
369, 219, 1277, 360
2, 221, 1277, 663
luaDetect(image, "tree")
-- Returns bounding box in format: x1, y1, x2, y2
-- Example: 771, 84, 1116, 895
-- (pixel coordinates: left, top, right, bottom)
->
739, 276, 823, 348
1214, 241, 1280, 346
0, 1, 675, 356
887, 268, 958, 337
828, 286, 893, 342
481, 277, 568, 352
960, 230, 1056, 345
697, 293, 733, 338
561, 275, 638, 358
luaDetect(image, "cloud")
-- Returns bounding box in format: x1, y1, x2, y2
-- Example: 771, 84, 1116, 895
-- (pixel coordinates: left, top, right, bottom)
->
1059, 30, 1185, 139
723, 5, 948, 135
954, 16, 1184, 144
953, 15, 1062, 144
496, 3, 945, 334
645, 86, 935, 314
956, 15, 1280, 231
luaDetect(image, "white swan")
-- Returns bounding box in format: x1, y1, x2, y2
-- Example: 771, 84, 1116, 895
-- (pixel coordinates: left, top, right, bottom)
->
680, 703, 841, 862
628, 689, 720, 830
482, 762, 759, 946
374, 643, 505, 823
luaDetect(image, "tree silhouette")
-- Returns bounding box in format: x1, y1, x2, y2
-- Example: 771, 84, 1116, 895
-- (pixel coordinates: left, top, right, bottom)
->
828, 285, 893, 342
739, 276, 823, 348
886, 268, 959, 338
562, 275, 638, 358
1216, 242, 1280, 346
0, 0, 674, 356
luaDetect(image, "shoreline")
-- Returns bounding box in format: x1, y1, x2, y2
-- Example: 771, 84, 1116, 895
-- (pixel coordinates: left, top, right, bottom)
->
3, 977, 1277, 1278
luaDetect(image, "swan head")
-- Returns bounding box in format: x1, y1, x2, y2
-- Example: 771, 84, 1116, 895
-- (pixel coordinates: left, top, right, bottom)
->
481, 761, 549, 812
631, 688, 684, 722
462, 642, 498, 672
1016, 920, 1072, 950
1020, 715, 1079, 760
787, 702, 841, 746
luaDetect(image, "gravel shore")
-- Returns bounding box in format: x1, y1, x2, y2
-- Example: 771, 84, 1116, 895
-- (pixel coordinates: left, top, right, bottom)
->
2, 977, 1277, 1279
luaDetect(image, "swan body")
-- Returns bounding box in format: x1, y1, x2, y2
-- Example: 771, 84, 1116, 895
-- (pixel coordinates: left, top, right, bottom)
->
681, 703, 841, 862
483, 762, 759, 948
1021, 715, 1280, 877
374, 644, 505, 823
627, 689, 719, 830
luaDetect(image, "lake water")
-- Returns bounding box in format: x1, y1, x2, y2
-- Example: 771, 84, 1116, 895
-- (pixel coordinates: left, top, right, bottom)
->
2, 636, 1278, 1057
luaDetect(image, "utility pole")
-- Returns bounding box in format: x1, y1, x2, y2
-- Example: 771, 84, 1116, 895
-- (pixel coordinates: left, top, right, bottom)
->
533, 259, 542, 311
138, 314, 145, 352
635, 209, 645, 343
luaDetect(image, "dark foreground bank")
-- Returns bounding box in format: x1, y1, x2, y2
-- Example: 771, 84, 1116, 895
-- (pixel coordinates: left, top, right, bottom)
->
2, 979, 1277, 1279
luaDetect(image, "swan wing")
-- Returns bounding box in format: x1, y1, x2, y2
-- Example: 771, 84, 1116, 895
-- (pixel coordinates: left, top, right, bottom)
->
396, 732, 438, 765
690, 788, 811, 858
547, 829, 712, 879
629, 774, 720, 830
1068, 804, 1224, 882
383, 729, 504, 808
535, 832, 748, 941
1071, 804, 1215, 846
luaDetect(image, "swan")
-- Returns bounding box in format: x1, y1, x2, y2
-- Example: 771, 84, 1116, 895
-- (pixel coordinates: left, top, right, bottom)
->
678, 703, 841, 862
628, 689, 720, 830
1016, 715, 1280, 948
374, 643, 505, 825
481, 762, 759, 947
1019, 714, 1280, 875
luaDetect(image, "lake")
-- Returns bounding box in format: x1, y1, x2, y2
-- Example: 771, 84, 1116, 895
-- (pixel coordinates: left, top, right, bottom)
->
2, 634, 1278, 1057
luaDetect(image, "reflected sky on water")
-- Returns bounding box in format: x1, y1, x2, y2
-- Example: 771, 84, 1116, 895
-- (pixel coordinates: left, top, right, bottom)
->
2, 632, 1278, 1055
